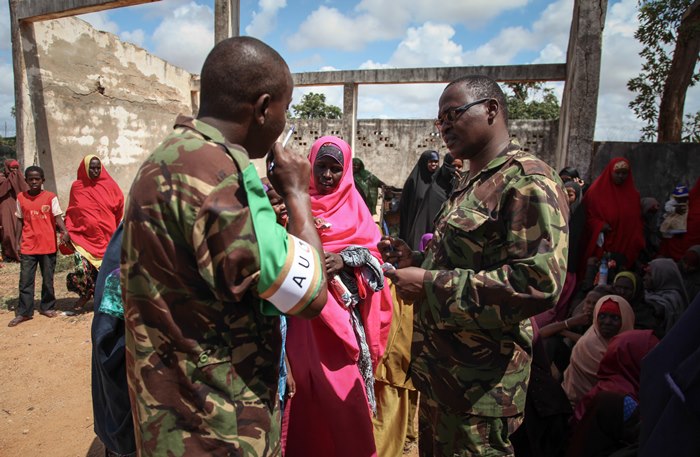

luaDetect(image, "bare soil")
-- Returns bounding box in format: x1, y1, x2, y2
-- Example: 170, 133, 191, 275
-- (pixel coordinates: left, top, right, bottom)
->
0, 260, 105, 457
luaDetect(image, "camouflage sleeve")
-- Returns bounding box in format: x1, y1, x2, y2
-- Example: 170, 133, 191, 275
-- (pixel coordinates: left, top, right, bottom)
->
423, 174, 569, 329
193, 173, 261, 303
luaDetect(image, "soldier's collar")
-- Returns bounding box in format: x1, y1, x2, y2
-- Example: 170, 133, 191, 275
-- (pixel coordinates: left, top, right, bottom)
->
173, 115, 251, 169
173, 115, 227, 145
456, 141, 520, 191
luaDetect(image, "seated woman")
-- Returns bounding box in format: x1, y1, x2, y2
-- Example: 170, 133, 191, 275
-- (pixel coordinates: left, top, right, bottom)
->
562, 295, 635, 407
284, 136, 393, 457
567, 330, 659, 457
679, 245, 700, 302
613, 271, 657, 332
643, 258, 689, 338
64, 155, 124, 310
540, 285, 609, 379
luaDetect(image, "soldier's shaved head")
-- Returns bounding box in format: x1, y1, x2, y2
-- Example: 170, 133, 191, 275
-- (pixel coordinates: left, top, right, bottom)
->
198, 36, 292, 122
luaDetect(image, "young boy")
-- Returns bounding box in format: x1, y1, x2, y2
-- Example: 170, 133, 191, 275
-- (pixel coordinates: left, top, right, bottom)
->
9, 166, 69, 327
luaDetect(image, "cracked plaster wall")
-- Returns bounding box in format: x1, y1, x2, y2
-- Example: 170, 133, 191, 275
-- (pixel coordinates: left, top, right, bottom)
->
27, 17, 193, 206
253, 118, 559, 187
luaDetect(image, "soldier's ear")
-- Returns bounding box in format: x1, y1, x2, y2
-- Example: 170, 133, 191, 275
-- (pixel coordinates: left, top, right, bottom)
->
253, 93, 272, 126
486, 99, 499, 124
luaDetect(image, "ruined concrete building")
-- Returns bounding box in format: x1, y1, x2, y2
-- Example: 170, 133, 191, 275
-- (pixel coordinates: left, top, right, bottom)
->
10, 0, 608, 207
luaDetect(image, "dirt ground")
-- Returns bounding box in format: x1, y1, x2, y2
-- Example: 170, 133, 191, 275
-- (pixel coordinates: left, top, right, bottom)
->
0, 260, 106, 457
0, 259, 419, 457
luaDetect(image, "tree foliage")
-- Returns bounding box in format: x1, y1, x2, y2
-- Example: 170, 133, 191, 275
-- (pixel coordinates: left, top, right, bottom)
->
505, 83, 560, 120
627, 0, 700, 141
291, 92, 342, 119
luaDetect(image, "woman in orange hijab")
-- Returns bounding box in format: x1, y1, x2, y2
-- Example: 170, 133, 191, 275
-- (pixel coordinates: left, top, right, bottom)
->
64, 155, 123, 310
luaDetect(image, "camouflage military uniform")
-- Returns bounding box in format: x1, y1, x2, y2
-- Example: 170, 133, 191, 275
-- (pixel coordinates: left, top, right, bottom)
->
122, 116, 321, 456
411, 142, 569, 456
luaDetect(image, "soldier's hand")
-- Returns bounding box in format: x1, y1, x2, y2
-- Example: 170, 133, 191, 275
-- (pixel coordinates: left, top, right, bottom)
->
377, 236, 413, 269
267, 142, 310, 198
384, 267, 426, 302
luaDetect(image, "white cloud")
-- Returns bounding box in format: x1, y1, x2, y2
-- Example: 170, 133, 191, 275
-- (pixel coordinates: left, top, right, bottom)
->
357, 0, 529, 27
151, 2, 214, 73
595, 0, 645, 140
245, 0, 287, 38
390, 23, 464, 67
78, 11, 119, 34
359, 84, 445, 119
288, 0, 531, 52
287, 6, 397, 51
0, 1, 10, 51
120, 29, 146, 47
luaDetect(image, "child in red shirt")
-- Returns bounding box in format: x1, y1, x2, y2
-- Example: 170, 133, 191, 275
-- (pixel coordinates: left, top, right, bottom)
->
9, 166, 69, 327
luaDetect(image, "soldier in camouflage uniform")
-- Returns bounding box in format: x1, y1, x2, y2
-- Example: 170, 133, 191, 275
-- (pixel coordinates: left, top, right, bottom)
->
121, 37, 327, 457
379, 75, 569, 456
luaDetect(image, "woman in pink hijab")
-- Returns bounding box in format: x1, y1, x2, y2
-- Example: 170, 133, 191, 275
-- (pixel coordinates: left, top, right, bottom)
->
283, 136, 393, 457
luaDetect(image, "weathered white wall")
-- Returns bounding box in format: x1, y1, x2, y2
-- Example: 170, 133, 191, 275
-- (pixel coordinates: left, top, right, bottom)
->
26, 17, 193, 207
254, 118, 559, 188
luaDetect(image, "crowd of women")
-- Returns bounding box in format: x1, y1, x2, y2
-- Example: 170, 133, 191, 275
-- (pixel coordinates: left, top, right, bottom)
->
400, 152, 700, 456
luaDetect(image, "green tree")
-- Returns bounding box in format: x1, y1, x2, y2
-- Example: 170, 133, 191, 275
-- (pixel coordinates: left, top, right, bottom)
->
292, 92, 342, 119
627, 0, 700, 142
505, 83, 560, 120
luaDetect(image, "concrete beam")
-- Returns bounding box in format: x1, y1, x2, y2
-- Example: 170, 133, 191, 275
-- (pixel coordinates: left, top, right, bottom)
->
293, 64, 567, 86
16, 0, 160, 22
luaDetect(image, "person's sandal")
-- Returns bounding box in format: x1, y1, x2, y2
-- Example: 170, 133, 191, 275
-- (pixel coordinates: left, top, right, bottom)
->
8, 315, 32, 327
39, 310, 59, 318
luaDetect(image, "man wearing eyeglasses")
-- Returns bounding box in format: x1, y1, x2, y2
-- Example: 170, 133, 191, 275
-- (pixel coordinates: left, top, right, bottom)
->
379, 75, 569, 456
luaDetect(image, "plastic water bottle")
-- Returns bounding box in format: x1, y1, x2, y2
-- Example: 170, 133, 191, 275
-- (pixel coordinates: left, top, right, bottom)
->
598, 257, 608, 286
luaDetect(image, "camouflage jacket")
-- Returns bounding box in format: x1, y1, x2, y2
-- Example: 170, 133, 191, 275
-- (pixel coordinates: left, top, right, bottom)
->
411, 142, 569, 417
122, 116, 287, 456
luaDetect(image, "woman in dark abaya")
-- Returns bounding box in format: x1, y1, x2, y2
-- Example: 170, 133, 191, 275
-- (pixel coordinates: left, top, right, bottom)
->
639, 293, 700, 457
90, 223, 136, 457
406, 153, 458, 251
398, 150, 439, 250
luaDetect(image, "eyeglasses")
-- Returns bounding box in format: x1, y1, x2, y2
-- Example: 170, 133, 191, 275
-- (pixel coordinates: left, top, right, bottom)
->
434, 98, 494, 128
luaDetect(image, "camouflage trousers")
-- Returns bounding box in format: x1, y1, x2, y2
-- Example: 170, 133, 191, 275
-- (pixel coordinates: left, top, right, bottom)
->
418, 396, 523, 457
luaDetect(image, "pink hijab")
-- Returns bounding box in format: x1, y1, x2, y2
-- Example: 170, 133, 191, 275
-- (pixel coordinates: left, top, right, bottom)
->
308, 136, 393, 365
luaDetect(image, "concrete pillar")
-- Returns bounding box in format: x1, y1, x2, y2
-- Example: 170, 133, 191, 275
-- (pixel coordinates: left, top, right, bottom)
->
556, 0, 608, 180
10, 0, 37, 170
215, 0, 240, 44
343, 82, 358, 152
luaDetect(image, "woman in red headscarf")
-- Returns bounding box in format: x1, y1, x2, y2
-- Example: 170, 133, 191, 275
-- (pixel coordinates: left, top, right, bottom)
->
579, 157, 645, 279
0, 160, 28, 261
64, 155, 123, 310
283, 136, 393, 457
566, 330, 659, 457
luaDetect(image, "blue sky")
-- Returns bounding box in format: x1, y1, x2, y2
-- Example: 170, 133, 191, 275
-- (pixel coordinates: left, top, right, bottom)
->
1, 0, 698, 141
